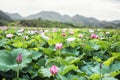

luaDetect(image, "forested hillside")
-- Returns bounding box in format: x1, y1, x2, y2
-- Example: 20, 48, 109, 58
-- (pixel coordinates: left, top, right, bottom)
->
0, 10, 12, 26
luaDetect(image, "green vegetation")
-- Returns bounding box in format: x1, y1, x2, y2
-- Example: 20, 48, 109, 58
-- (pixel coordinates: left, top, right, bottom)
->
8, 19, 78, 28
0, 27, 120, 80
8, 19, 120, 28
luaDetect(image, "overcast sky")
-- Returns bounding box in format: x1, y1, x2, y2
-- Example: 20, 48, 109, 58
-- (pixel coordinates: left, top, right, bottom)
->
0, 0, 120, 21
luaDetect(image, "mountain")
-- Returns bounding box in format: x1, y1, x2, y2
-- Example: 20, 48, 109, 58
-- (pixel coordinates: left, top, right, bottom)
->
25, 11, 120, 27
62, 15, 72, 22
25, 11, 101, 26
71, 14, 100, 26
0, 10, 12, 26
111, 20, 120, 24
6, 13, 23, 20
25, 11, 63, 21
0, 10, 12, 21
4, 11, 120, 27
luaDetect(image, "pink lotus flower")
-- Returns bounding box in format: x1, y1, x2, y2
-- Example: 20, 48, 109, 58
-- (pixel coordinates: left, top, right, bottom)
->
89, 29, 94, 33
34, 30, 38, 34
106, 32, 110, 34
16, 54, 22, 64
62, 33, 66, 37
50, 65, 58, 75
6, 34, 13, 38
0, 26, 8, 30
79, 34, 83, 38
41, 33, 50, 40
52, 28, 57, 32
70, 31, 74, 35
55, 43, 62, 50
40, 30, 44, 33
91, 34, 98, 39
66, 37, 75, 42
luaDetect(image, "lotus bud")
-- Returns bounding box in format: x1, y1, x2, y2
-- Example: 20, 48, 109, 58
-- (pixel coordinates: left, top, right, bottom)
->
91, 34, 96, 39
55, 43, 62, 50
91, 34, 98, 39
79, 34, 83, 38
16, 54, 22, 64
50, 65, 58, 75
6, 34, 13, 38
62, 33, 66, 37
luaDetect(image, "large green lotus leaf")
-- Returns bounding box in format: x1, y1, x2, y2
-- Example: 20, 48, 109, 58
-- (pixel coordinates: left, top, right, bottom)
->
111, 42, 120, 50
102, 77, 118, 80
62, 46, 80, 56
112, 52, 120, 60
30, 50, 42, 60
46, 57, 69, 66
82, 61, 120, 76
47, 34, 64, 46
88, 73, 101, 80
39, 47, 54, 55
92, 44, 100, 51
13, 42, 28, 48
0, 39, 7, 47
27, 39, 36, 45
65, 74, 87, 80
59, 65, 78, 76
67, 41, 78, 48
93, 57, 102, 62
103, 57, 115, 66
0, 50, 10, 71
75, 70, 86, 77
83, 42, 93, 51
0, 48, 32, 72
13, 78, 28, 80
110, 69, 120, 77
65, 56, 83, 65
81, 64, 94, 75
38, 67, 51, 78
55, 74, 68, 80
87, 42, 100, 51
96, 41, 111, 50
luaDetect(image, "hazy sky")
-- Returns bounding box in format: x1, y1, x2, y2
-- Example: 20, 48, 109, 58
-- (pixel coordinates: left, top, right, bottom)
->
0, 0, 120, 21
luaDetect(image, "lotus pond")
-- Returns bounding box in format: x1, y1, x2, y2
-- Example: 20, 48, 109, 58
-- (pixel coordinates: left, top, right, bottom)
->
0, 27, 120, 80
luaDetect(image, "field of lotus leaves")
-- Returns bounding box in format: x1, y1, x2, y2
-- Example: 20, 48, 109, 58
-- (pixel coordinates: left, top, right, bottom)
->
0, 26, 120, 80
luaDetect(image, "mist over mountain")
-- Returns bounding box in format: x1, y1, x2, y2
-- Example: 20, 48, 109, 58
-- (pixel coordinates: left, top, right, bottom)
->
6, 12, 23, 20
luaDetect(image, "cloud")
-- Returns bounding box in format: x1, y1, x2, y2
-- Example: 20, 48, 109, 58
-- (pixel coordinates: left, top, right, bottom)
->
0, 0, 120, 21
111, 0, 120, 2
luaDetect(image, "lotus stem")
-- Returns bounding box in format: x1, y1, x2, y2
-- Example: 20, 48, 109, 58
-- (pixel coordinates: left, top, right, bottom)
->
58, 74, 63, 80
17, 64, 19, 80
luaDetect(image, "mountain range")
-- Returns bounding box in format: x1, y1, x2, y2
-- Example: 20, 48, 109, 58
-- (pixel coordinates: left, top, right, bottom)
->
6, 12, 23, 20
0, 10, 12, 21
0, 10, 120, 27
